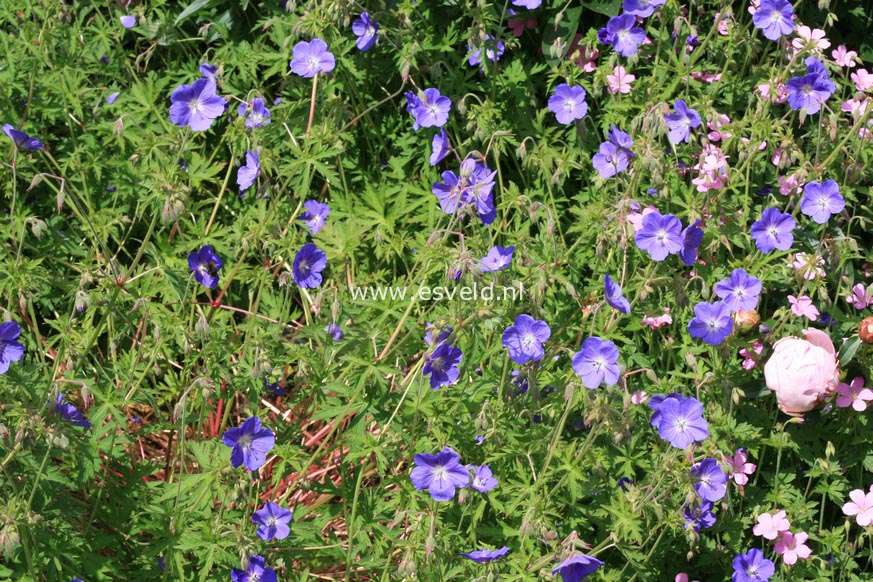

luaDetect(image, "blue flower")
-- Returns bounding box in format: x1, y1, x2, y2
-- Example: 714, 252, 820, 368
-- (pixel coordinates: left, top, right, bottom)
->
290, 38, 335, 77
468, 35, 505, 69
752, 0, 794, 41
351, 12, 378, 51
714, 269, 762, 312
423, 343, 463, 389
605, 14, 646, 57
551, 554, 604, 581
687, 300, 733, 345
502, 314, 550, 364
251, 501, 293, 541
634, 211, 684, 261
623, 0, 666, 17
548, 84, 588, 125
664, 99, 702, 145
572, 337, 621, 389
787, 58, 836, 114
168, 78, 226, 131
750, 207, 795, 253
2, 124, 44, 151
478, 245, 515, 272
230, 555, 277, 582
188, 245, 223, 289
469, 464, 498, 492
653, 396, 708, 449
237, 150, 260, 193
732, 549, 775, 582
604, 275, 630, 314
299, 200, 330, 234
460, 546, 510, 562
691, 457, 728, 502
51, 393, 92, 428
429, 129, 451, 165
800, 179, 844, 224
292, 243, 327, 288
0, 322, 25, 375
410, 447, 470, 501
239, 97, 271, 129
684, 500, 716, 531
222, 417, 275, 471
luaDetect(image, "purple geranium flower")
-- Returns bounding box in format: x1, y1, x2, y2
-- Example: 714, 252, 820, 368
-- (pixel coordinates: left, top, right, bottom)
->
424, 323, 454, 348
432, 170, 465, 213
430, 129, 450, 165
470, 464, 499, 492
548, 84, 588, 125
623, 0, 666, 18
664, 99, 702, 145
413, 88, 452, 129
714, 269, 762, 312
684, 500, 717, 531
752, 0, 794, 41
688, 300, 733, 345
654, 396, 709, 449
592, 142, 631, 179
222, 417, 275, 471
50, 392, 91, 428
404, 91, 424, 131
551, 554, 604, 582
468, 35, 505, 68
299, 200, 330, 234
604, 275, 630, 314
2, 124, 45, 151
647, 392, 683, 427
292, 243, 327, 288
120, 15, 136, 28
290, 38, 335, 77
0, 322, 25, 375
188, 245, 223, 289
325, 323, 343, 341
240, 97, 271, 129
691, 457, 728, 502
199, 63, 218, 81
460, 546, 510, 562
352, 12, 378, 51
169, 78, 226, 131
635, 211, 684, 261
800, 179, 844, 224
572, 337, 621, 389
787, 60, 836, 114
750, 207, 795, 253
606, 14, 646, 57
251, 501, 293, 541
511, 0, 541, 7
502, 314, 550, 364
410, 447, 470, 501
732, 549, 775, 582
106, 92, 120, 105
479, 245, 515, 272
607, 126, 635, 154
230, 556, 277, 582
423, 342, 463, 389
237, 150, 260, 193
680, 219, 704, 266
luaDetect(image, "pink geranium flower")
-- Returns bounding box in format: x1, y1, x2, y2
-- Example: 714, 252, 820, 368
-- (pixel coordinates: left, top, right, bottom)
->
725, 448, 756, 485
847, 283, 873, 309
753, 510, 791, 540
836, 377, 873, 411
833, 45, 857, 68
788, 295, 819, 321
739, 341, 764, 370
792, 25, 830, 53
843, 488, 873, 526
774, 531, 812, 565
631, 390, 648, 405
641, 308, 672, 329
607, 66, 635, 94
851, 69, 873, 92
789, 253, 824, 280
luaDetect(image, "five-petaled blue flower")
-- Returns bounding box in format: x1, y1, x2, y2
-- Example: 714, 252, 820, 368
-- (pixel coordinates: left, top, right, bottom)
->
251, 501, 293, 541
604, 275, 630, 314
222, 416, 275, 471
51, 392, 92, 428
290, 38, 335, 77
230, 555, 277, 582
409, 447, 470, 501
753, 0, 794, 41
750, 207, 795, 253
664, 99, 702, 145
352, 12, 378, 52
3, 124, 45, 151
479, 245, 515, 273
572, 337, 621, 389
502, 314, 550, 364
237, 150, 260, 193
188, 245, 223, 289
168, 78, 227, 131
687, 300, 733, 345
548, 84, 588, 125
460, 546, 510, 563
691, 457, 728, 502
652, 395, 709, 449
423, 342, 463, 389
292, 243, 327, 288
299, 200, 330, 235
800, 179, 844, 224
238, 97, 271, 129
551, 553, 604, 582
714, 269, 762, 312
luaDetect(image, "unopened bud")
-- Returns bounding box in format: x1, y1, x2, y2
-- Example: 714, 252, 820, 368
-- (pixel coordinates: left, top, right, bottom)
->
733, 310, 760, 333
860, 317, 873, 343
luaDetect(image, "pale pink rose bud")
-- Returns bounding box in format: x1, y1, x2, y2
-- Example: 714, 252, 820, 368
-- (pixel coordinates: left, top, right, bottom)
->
764, 329, 839, 415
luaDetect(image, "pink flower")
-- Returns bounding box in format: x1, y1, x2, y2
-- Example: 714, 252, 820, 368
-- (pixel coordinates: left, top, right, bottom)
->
739, 341, 764, 370
764, 328, 839, 415
836, 377, 873, 411
607, 66, 635, 94
843, 488, 873, 526
757, 80, 788, 103
714, 12, 732, 35
789, 253, 824, 280
507, 11, 537, 37
792, 25, 830, 53
690, 71, 722, 83
707, 114, 732, 141
841, 98, 869, 118
641, 308, 672, 329
675, 574, 700, 582
753, 510, 791, 540
725, 448, 756, 485
778, 173, 804, 196
567, 35, 598, 71
631, 390, 648, 405
625, 205, 658, 231
747, 0, 760, 15
788, 295, 819, 321
833, 45, 857, 68
851, 69, 873, 92
847, 283, 873, 309
774, 531, 812, 565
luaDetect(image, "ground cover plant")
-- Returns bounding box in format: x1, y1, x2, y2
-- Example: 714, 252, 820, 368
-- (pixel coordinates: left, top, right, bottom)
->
3, 0, 873, 580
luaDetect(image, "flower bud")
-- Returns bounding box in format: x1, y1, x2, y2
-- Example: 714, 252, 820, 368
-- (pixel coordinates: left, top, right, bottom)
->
859, 317, 873, 343
733, 309, 760, 333
764, 328, 838, 415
